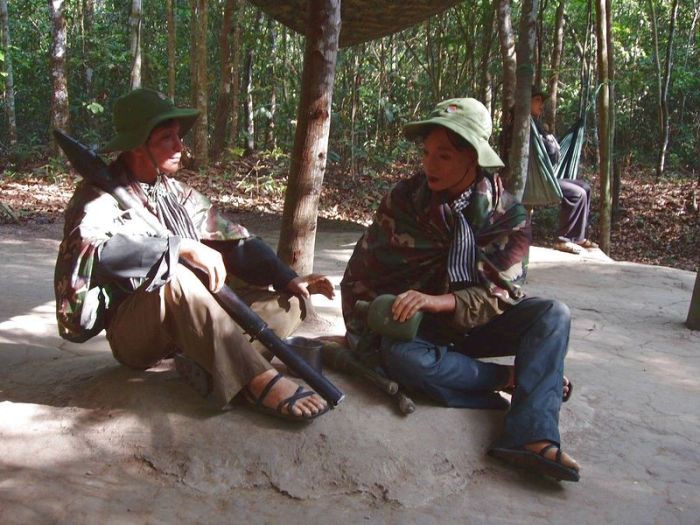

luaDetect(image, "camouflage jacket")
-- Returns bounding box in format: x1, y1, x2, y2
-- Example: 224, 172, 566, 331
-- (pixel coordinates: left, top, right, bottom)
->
340, 171, 531, 327
54, 159, 250, 343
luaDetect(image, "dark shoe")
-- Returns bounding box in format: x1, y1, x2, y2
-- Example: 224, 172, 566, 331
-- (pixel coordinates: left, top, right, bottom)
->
489, 444, 580, 482
243, 372, 329, 422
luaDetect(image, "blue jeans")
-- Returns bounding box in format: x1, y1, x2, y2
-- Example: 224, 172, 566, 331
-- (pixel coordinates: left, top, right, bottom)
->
380, 297, 570, 448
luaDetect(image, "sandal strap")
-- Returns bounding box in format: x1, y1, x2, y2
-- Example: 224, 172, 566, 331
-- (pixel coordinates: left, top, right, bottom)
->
277, 386, 314, 412
256, 372, 283, 407
538, 443, 559, 460
538, 444, 566, 465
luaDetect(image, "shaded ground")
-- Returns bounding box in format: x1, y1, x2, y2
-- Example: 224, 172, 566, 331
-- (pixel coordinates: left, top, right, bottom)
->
1, 156, 697, 270
1, 219, 699, 524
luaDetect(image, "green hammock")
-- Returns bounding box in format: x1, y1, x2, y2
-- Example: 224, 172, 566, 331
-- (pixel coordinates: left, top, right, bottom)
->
522, 118, 563, 207
555, 117, 585, 181
521, 115, 587, 207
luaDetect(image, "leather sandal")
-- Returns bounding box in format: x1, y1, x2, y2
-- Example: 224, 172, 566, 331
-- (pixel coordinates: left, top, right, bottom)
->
489, 443, 580, 482
243, 372, 329, 422
553, 240, 582, 254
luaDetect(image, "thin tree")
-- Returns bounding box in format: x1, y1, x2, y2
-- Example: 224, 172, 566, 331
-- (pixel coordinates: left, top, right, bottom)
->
277, 0, 340, 275
505, 0, 538, 200
478, 0, 497, 109
80, 0, 95, 125
266, 17, 277, 150
211, 0, 237, 160
129, 0, 142, 90
227, 0, 243, 149
243, 11, 262, 155
0, 0, 17, 146
48, 0, 69, 153
595, 0, 612, 252
191, 0, 208, 168
166, 0, 176, 100
496, 0, 516, 163
544, 0, 566, 134
648, 0, 680, 178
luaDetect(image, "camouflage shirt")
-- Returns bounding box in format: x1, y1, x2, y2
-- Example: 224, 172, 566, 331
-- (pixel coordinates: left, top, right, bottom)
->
54, 158, 250, 342
341, 170, 531, 334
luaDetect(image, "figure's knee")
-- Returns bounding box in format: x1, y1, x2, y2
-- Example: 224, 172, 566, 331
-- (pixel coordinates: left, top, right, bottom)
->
538, 298, 571, 333
166, 264, 214, 308
380, 338, 442, 384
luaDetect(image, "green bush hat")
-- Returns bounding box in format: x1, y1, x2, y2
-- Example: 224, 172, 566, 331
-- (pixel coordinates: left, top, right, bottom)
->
403, 97, 504, 169
101, 88, 200, 153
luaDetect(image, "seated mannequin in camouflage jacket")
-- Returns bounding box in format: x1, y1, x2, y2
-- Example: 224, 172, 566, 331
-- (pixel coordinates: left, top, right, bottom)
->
341, 98, 581, 482
54, 88, 334, 422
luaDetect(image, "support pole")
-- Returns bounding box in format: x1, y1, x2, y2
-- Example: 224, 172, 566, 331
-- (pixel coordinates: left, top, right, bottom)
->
278, 0, 341, 275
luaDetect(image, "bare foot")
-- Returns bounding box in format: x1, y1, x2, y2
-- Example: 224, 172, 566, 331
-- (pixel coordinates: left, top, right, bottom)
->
524, 440, 580, 472
247, 369, 327, 418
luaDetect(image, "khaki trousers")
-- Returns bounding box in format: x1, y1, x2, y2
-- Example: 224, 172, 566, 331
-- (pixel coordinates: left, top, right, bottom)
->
106, 264, 306, 406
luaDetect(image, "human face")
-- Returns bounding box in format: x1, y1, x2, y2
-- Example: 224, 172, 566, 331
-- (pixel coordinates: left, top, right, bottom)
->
531, 95, 545, 118
422, 127, 478, 198
145, 120, 183, 175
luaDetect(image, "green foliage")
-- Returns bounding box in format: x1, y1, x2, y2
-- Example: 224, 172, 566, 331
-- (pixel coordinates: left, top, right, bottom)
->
0, 0, 698, 176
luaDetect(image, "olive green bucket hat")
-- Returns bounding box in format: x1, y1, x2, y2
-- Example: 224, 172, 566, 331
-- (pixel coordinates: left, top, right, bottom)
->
101, 88, 200, 152
403, 97, 504, 169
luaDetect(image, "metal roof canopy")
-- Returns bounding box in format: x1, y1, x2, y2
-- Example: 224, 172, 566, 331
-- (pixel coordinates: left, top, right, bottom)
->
248, 0, 463, 48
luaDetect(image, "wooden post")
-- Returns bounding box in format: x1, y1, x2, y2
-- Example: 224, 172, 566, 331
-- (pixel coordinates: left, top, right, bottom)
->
687, 270, 700, 330
277, 0, 340, 275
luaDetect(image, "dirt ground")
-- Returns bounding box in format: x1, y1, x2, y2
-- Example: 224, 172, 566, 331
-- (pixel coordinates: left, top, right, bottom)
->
1, 219, 699, 525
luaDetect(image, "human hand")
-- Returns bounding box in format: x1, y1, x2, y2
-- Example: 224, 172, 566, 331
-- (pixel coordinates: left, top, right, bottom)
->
178, 238, 227, 292
391, 290, 455, 322
286, 274, 335, 300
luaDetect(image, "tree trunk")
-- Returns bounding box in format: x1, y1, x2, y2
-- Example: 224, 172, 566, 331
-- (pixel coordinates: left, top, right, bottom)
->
595, 0, 612, 252
349, 52, 360, 178
496, 0, 516, 163
606, 0, 617, 224
0, 0, 17, 146
687, 269, 700, 330
228, 2, 242, 148
277, 0, 340, 275
243, 10, 261, 155
80, 0, 95, 126
504, 0, 538, 199
534, 0, 546, 88
49, 0, 69, 153
266, 17, 277, 150
652, 0, 680, 178
188, 0, 197, 108
478, 0, 496, 105
544, 0, 566, 134
191, 0, 208, 168
129, 0, 142, 90
243, 46, 255, 154
211, 0, 236, 160
166, 0, 176, 100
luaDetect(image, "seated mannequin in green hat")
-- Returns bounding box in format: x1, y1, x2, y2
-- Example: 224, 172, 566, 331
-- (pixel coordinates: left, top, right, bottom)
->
341, 97, 581, 482
54, 88, 334, 422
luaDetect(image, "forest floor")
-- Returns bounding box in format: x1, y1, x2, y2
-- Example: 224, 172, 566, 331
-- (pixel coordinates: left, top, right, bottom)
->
0, 154, 697, 271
